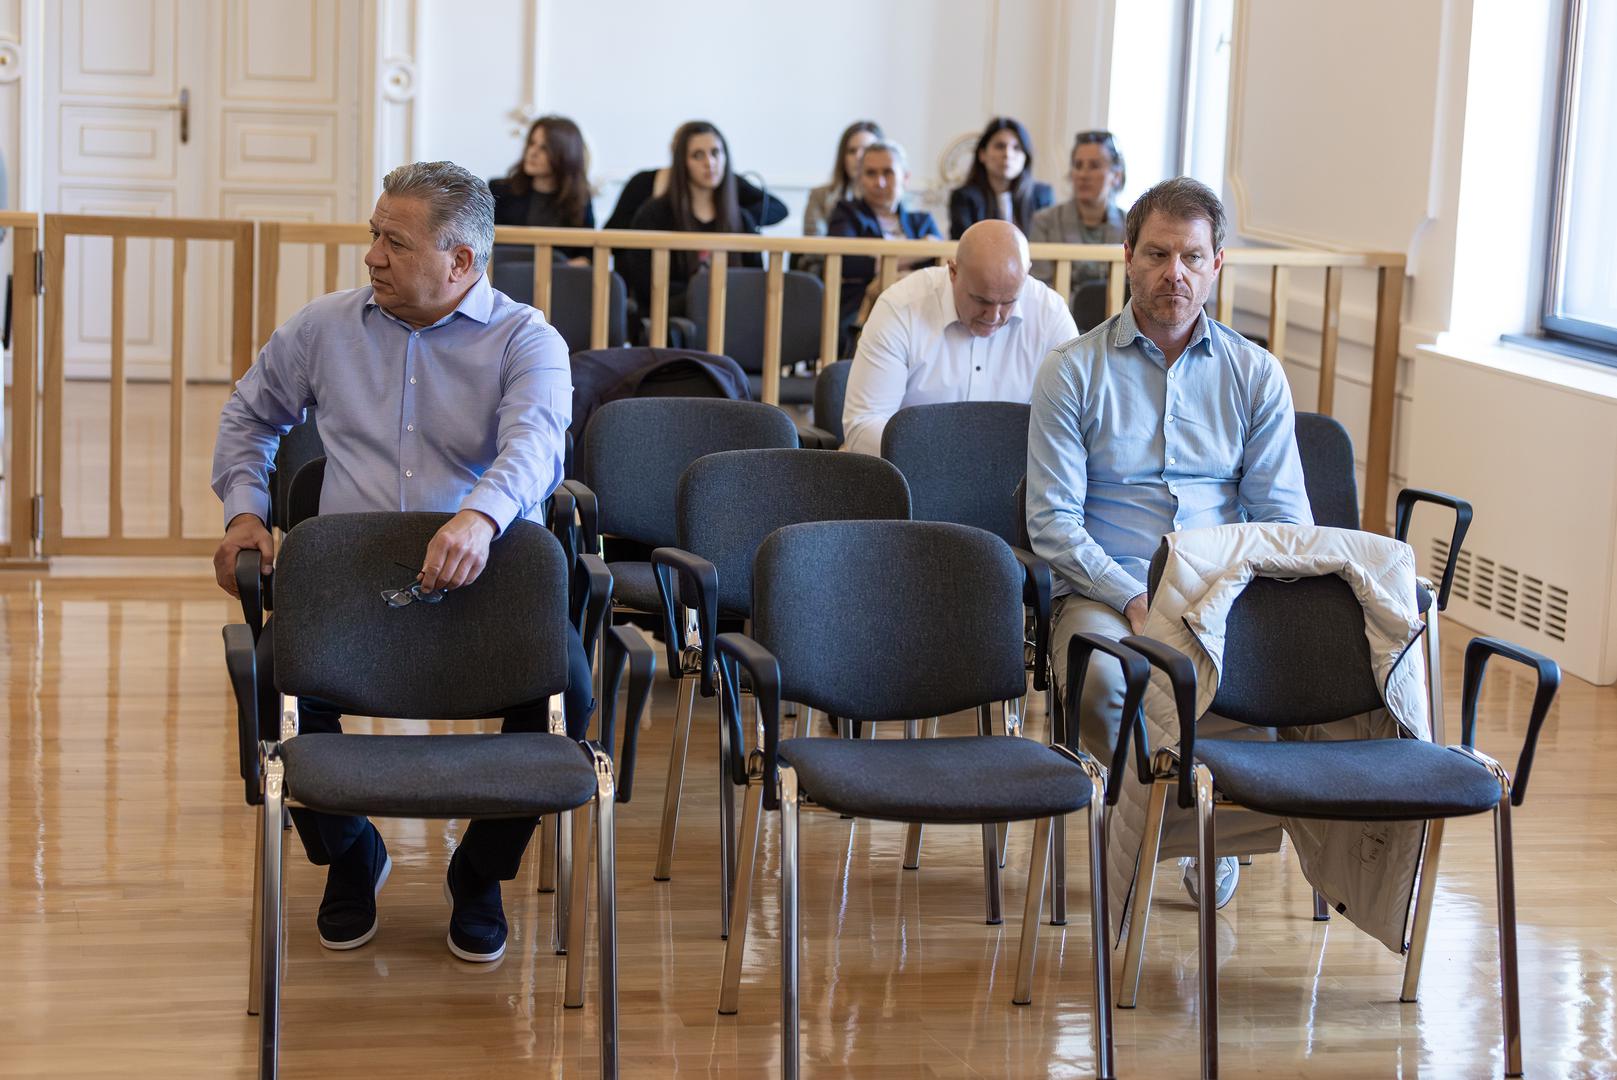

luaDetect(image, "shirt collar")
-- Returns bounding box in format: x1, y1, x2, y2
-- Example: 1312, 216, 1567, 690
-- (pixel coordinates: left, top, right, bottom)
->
940, 269, 1026, 334
1113, 300, 1212, 359
366, 271, 494, 329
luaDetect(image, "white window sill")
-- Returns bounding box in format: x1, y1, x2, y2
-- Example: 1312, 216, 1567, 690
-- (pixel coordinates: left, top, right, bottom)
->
1422, 333, 1617, 403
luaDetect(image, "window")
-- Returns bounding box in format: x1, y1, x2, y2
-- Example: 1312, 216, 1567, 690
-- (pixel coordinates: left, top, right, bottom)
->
1543, 0, 1617, 351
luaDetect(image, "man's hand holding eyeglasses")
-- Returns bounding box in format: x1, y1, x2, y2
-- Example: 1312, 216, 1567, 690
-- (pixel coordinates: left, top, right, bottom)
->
419, 509, 498, 591
213, 512, 275, 597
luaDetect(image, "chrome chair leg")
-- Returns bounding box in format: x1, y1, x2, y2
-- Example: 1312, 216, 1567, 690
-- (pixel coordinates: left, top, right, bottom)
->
1400, 819, 1446, 1002
1425, 604, 1446, 746
980, 820, 1004, 925
552, 808, 574, 954
248, 804, 264, 1016
1495, 796, 1524, 1077
1193, 763, 1220, 1080
780, 766, 802, 1080
259, 755, 286, 1080
1237, 854, 1253, 866
1013, 815, 1052, 1005
539, 813, 557, 893
653, 675, 698, 881
1086, 788, 1116, 1079
1313, 889, 1331, 921
1049, 813, 1068, 926
1119, 777, 1170, 1008
718, 688, 737, 940
719, 771, 765, 1014
992, 704, 1011, 865
564, 803, 593, 1005
594, 759, 620, 1079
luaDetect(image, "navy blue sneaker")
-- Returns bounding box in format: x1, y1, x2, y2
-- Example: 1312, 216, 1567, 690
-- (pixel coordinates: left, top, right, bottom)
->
443, 848, 507, 963
317, 823, 391, 950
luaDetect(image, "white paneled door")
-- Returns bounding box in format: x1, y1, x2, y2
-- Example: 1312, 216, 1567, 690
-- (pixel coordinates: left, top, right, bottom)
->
45, 0, 363, 381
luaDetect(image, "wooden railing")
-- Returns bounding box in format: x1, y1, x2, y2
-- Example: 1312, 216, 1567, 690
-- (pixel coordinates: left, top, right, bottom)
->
2, 211, 39, 561
261, 224, 1405, 532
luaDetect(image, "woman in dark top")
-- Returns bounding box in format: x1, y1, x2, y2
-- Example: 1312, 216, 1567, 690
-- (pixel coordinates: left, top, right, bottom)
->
604, 129, 787, 232
826, 139, 941, 346
489, 115, 595, 263
616, 120, 762, 318
948, 116, 1054, 238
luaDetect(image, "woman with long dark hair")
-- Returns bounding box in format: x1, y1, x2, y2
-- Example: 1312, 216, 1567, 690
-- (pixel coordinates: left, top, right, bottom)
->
489, 115, 594, 263
798, 119, 883, 277
617, 120, 762, 318
947, 116, 1053, 238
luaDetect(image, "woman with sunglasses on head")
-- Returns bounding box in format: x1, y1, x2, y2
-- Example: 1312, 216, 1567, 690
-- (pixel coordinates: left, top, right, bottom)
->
490, 115, 595, 264
1029, 130, 1128, 328
948, 116, 1053, 239
614, 120, 763, 320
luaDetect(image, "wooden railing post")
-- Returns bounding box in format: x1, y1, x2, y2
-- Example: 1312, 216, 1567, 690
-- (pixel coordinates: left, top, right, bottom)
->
706, 252, 729, 357
1054, 260, 1073, 306
1267, 267, 1290, 361
649, 249, 671, 348
819, 254, 842, 369
230, 221, 255, 380
7, 220, 39, 560
109, 235, 127, 541
256, 221, 281, 351
532, 248, 552, 316
1317, 266, 1343, 416
169, 239, 189, 541
761, 256, 786, 405
1107, 262, 1126, 317
590, 247, 610, 350
1362, 264, 1405, 534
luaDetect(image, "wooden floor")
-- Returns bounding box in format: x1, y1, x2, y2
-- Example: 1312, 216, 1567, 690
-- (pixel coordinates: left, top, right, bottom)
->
1, 570, 1615, 1078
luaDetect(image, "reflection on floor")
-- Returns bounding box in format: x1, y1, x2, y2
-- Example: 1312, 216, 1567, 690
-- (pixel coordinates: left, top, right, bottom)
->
0, 572, 1613, 1077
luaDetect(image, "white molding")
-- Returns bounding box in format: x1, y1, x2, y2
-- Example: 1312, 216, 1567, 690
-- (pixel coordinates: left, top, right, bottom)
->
368, 0, 420, 200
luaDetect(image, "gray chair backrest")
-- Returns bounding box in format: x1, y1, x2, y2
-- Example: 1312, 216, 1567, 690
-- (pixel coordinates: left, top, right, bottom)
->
273, 512, 570, 719
678, 449, 912, 615
881, 401, 1032, 547
1294, 412, 1359, 529
493, 259, 628, 351
1146, 541, 1384, 727
273, 411, 324, 531
813, 359, 852, 442
687, 267, 824, 373
1073, 280, 1108, 333
581, 397, 799, 548
753, 520, 1027, 722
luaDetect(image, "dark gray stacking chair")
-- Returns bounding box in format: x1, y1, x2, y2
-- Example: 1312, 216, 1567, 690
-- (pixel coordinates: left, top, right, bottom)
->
646, 449, 912, 934
793, 359, 853, 450
712, 520, 1122, 1080
1116, 551, 1559, 1079
686, 266, 824, 404
222, 512, 654, 1080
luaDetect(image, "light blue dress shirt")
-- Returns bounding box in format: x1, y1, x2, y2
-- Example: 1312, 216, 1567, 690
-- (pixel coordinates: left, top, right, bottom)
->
1026, 303, 1313, 611
212, 273, 571, 533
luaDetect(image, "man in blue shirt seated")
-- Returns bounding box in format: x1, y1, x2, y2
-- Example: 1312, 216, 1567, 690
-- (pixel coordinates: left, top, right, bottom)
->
1025, 176, 1313, 909
211, 160, 584, 964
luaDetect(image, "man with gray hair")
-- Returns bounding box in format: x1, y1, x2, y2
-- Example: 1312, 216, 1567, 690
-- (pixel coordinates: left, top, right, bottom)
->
1025, 176, 1312, 909
211, 160, 578, 963
840, 218, 1077, 456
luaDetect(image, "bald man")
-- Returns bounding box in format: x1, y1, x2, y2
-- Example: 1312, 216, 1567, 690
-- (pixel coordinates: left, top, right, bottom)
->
841, 220, 1078, 456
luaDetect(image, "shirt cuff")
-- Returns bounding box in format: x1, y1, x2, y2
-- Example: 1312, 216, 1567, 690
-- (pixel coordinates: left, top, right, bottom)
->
1092, 567, 1148, 615
223, 486, 271, 532
460, 485, 520, 537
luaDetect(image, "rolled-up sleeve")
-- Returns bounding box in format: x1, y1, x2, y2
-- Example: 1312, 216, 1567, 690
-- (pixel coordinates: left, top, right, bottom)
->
460, 317, 571, 533
1025, 349, 1146, 613
212, 316, 313, 529
1238, 355, 1314, 526
841, 295, 911, 457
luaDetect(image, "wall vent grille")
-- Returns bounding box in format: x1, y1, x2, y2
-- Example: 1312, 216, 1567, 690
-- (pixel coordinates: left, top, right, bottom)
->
1434, 539, 1568, 642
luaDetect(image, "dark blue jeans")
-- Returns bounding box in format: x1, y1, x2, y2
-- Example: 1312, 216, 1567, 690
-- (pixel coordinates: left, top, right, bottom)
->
289, 625, 596, 882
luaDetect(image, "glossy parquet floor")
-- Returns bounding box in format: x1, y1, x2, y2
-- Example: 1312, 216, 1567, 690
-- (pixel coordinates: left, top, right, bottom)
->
0, 571, 1614, 1078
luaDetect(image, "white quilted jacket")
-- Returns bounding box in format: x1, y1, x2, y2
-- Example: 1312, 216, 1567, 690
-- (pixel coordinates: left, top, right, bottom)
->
1112, 522, 1430, 953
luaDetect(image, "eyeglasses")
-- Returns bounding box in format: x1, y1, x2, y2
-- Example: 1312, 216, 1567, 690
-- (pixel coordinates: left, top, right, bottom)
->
380, 561, 445, 608
1074, 130, 1117, 148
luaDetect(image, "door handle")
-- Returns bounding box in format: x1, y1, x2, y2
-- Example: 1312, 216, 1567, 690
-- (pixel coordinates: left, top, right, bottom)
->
166, 88, 190, 144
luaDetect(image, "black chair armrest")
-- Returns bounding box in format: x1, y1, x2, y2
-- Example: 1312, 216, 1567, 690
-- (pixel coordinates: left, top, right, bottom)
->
223, 623, 262, 806
599, 623, 655, 803
715, 633, 783, 809
235, 549, 265, 639
1010, 547, 1052, 692
1460, 636, 1560, 805
1063, 632, 1152, 802
564, 428, 576, 480
548, 484, 580, 569
576, 553, 613, 682
1394, 488, 1473, 611
1121, 635, 1201, 809
650, 546, 720, 696
561, 479, 600, 555
284, 457, 325, 534
794, 422, 841, 450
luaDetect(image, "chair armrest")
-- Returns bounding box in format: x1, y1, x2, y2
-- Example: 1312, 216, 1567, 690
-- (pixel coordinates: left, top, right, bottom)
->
548, 484, 580, 570
715, 633, 783, 809
235, 549, 265, 639
794, 422, 841, 450
599, 624, 656, 803
560, 479, 600, 555
1394, 488, 1473, 611
668, 316, 698, 351
223, 623, 262, 806
576, 553, 613, 682
1063, 632, 1152, 803
1460, 636, 1560, 805
650, 547, 720, 696
1121, 635, 1201, 809
1010, 547, 1052, 692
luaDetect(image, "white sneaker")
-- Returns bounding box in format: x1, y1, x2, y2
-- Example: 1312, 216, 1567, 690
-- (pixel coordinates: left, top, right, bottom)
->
1180, 855, 1239, 909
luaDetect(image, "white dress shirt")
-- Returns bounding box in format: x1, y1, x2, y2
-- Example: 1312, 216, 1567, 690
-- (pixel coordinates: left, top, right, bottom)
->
841, 265, 1079, 456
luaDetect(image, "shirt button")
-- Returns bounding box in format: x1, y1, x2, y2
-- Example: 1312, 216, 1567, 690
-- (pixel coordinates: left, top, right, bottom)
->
409, 376, 417, 384
404, 469, 413, 478
407, 423, 415, 432
1166, 415, 1175, 424
411, 332, 419, 339
1168, 457, 1177, 465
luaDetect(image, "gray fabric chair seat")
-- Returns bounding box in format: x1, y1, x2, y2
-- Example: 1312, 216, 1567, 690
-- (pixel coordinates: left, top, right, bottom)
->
607, 560, 660, 613
281, 732, 597, 818
1194, 737, 1501, 821
779, 735, 1092, 824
